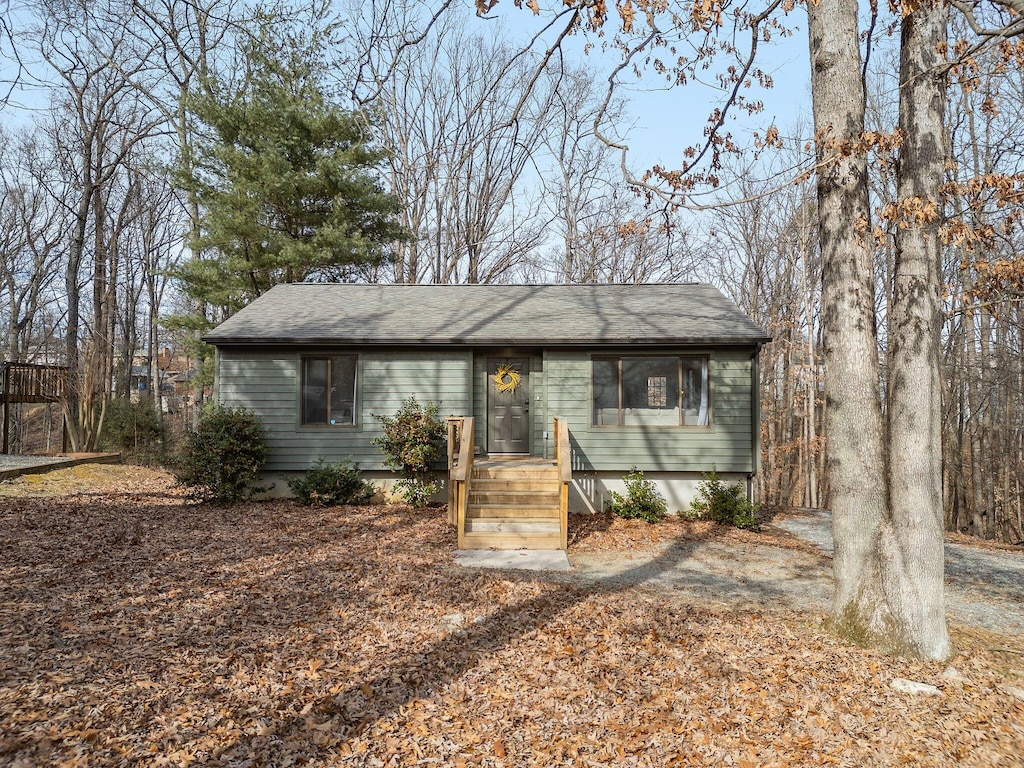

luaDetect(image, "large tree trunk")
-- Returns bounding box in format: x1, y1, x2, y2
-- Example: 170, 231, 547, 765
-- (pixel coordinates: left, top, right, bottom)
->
808, 0, 953, 661
885, 0, 951, 659
807, 0, 895, 648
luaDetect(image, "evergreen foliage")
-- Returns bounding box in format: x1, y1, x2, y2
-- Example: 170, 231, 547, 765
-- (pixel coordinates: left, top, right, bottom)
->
176, 30, 405, 312
175, 406, 269, 502
372, 397, 447, 508
287, 459, 375, 507
608, 467, 667, 523
687, 469, 760, 531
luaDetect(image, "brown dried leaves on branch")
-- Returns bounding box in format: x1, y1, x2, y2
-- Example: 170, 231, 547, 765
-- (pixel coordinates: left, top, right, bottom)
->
1, 468, 1022, 766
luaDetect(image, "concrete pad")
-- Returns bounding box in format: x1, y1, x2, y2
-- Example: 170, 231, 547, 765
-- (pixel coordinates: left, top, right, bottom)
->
454, 549, 571, 572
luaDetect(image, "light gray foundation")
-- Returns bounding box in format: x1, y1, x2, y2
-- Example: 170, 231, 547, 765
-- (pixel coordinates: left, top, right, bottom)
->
257, 468, 750, 514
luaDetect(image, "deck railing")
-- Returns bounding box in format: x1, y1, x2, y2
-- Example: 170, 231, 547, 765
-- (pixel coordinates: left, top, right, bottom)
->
2, 362, 69, 454
1, 362, 66, 403
447, 416, 475, 547
553, 416, 571, 550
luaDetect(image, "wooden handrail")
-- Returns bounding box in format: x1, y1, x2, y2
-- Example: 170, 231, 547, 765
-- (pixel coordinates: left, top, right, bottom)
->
447, 419, 459, 524
553, 416, 571, 550
554, 416, 571, 483
452, 416, 474, 482
3, 362, 69, 454
446, 416, 474, 542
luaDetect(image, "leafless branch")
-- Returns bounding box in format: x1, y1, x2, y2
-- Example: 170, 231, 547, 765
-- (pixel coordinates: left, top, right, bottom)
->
351, 0, 460, 105
591, 0, 788, 208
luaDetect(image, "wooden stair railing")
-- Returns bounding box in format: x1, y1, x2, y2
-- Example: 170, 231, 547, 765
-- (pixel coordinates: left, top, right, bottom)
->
449, 415, 570, 551
553, 416, 571, 550
447, 416, 475, 548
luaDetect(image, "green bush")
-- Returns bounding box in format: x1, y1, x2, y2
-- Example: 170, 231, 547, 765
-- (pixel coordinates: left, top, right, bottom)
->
175, 406, 269, 502
101, 397, 165, 465
687, 470, 760, 531
372, 396, 447, 508
288, 459, 375, 506
608, 466, 667, 523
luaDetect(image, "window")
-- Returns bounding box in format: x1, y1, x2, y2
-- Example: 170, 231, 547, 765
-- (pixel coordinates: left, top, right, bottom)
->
592, 356, 708, 427
301, 355, 357, 426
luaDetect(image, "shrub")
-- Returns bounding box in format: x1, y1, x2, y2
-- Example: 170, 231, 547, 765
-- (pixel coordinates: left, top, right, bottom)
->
372, 396, 447, 508
608, 466, 667, 523
687, 469, 760, 531
101, 397, 165, 465
288, 459, 375, 506
175, 406, 269, 502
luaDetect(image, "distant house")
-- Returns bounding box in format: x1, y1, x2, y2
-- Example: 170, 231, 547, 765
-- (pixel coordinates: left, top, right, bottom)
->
123, 357, 184, 413
204, 283, 769, 547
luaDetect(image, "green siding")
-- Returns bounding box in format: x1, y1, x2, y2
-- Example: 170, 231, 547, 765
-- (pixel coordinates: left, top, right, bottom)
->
544, 349, 755, 473
472, 355, 486, 451
531, 355, 544, 454
215, 345, 757, 474
217, 348, 472, 471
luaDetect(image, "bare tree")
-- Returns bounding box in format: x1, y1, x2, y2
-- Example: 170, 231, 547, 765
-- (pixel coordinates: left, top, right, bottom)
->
942, 8, 1024, 544
0, 129, 66, 364
707, 153, 822, 510
535, 68, 695, 284
25, 0, 166, 449
352, 10, 559, 284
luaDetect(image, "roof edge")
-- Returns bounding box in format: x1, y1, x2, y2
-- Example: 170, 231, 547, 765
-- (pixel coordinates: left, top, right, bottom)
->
203, 336, 771, 346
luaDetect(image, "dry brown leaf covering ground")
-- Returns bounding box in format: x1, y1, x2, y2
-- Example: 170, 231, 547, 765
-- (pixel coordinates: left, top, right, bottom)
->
945, 530, 1024, 553
1, 467, 1022, 767
568, 510, 828, 558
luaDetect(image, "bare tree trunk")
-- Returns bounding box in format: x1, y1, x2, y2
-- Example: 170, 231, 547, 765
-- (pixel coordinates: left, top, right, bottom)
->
64, 175, 93, 451
967, 312, 987, 537
885, 0, 951, 659
799, 205, 819, 509
807, 0, 891, 646
809, 0, 954, 661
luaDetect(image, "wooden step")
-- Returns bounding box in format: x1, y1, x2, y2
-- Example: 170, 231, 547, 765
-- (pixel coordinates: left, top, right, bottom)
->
465, 518, 560, 534
471, 465, 558, 480
470, 477, 558, 492
457, 460, 564, 550
467, 503, 560, 519
461, 516, 562, 550
468, 489, 560, 505
461, 533, 562, 550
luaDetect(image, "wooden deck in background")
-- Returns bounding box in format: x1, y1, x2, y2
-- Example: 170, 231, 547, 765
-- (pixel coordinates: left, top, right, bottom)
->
0, 453, 121, 481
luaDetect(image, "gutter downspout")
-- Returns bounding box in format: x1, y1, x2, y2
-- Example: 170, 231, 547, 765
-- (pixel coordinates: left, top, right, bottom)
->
749, 344, 764, 503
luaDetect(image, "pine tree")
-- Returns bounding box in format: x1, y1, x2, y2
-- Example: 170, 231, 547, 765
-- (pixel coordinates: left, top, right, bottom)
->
177, 34, 404, 311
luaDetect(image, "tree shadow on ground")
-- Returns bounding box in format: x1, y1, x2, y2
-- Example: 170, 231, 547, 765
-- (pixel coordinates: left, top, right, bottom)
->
200, 523, 816, 763
0, 491, 823, 766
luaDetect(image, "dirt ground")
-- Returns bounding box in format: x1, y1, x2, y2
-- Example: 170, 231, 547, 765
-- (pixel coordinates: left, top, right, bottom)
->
1, 466, 1022, 767
563, 508, 1024, 638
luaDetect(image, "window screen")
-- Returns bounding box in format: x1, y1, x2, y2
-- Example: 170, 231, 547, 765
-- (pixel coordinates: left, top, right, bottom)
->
592, 356, 708, 427
301, 355, 357, 425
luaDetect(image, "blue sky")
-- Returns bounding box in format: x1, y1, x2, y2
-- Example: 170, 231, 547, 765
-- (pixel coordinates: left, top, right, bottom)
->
1, 1, 813, 171
0, 0, 814, 208
468, 2, 813, 172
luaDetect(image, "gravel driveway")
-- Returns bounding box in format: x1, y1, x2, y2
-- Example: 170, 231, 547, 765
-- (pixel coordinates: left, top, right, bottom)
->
568, 510, 1024, 637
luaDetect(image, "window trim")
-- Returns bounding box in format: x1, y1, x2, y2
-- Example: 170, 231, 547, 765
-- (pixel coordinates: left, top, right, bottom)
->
298, 353, 359, 428
591, 354, 711, 429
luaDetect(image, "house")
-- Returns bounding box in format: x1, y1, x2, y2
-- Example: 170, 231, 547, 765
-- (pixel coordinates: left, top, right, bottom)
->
204, 283, 769, 549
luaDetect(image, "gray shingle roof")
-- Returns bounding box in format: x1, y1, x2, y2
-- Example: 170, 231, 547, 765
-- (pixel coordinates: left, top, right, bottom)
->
203, 283, 770, 346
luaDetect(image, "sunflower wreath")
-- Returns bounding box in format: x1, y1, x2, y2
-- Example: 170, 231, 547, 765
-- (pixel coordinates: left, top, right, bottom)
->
492, 363, 522, 394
